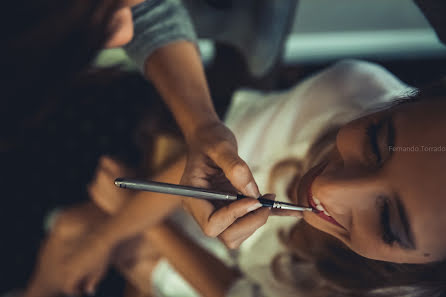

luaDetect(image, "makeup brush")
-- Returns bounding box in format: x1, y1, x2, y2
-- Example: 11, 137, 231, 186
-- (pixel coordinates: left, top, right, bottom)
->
114, 178, 316, 212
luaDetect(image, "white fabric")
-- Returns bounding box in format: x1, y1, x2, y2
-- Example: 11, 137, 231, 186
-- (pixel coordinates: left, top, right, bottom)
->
151, 60, 414, 297
152, 259, 201, 297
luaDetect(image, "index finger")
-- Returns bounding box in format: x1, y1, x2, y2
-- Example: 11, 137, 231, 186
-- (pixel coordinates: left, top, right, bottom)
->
208, 144, 260, 198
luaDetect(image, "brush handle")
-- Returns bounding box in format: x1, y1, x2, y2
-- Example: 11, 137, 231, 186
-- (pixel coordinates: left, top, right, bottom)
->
115, 178, 240, 201
115, 178, 313, 212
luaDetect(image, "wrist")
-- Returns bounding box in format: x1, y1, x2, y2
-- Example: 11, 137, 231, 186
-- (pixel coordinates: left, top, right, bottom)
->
182, 113, 221, 142
183, 118, 223, 144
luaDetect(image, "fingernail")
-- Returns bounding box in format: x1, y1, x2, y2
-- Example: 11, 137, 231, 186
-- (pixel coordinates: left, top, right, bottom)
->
247, 202, 262, 212
245, 182, 260, 198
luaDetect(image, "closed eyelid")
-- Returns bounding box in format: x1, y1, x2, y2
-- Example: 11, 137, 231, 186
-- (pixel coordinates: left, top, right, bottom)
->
371, 114, 396, 166
380, 115, 395, 162
377, 194, 416, 250
394, 197, 416, 249
367, 123, 381, 164
363, 115, 390, 166
378, 197, 393, 245
386, 116, 395, 149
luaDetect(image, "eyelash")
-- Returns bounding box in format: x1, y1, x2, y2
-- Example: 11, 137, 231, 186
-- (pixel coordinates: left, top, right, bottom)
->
366, 122, 382, 165
380, 199, 397, 245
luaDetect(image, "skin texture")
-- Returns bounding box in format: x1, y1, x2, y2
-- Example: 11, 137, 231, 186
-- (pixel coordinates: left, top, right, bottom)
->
292, 97, 446, 264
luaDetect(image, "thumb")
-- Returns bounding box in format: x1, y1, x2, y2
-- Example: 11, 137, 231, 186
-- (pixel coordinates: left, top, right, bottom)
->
209, 145, 260, 198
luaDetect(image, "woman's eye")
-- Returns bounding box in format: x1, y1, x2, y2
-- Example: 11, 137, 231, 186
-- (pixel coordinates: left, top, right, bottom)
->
380, 198, 396, 245
366, 122, 382, 165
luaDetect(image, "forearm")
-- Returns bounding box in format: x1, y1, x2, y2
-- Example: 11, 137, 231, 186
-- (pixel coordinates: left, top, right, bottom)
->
144, 41, 220, 139
147, 221, 240, 297
97, 156, 186, 245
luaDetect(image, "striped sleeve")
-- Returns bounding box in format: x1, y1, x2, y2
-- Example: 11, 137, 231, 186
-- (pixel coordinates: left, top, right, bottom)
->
123, 0, 197, 72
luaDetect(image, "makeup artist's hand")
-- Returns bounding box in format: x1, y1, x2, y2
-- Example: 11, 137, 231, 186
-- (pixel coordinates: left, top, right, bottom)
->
183, 190, 274, 249
182, 121, 260, 198
181, 121, 269, 248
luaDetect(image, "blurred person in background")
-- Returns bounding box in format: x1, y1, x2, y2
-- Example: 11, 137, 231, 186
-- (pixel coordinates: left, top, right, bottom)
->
1, 0, 271, 294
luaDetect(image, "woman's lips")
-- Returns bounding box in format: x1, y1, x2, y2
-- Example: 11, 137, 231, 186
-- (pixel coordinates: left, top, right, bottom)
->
306, 163, 345, 229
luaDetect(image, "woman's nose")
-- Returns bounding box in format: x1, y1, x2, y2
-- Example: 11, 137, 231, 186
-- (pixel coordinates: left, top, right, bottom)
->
335, 121, 366, 167
311, 171, 381, 216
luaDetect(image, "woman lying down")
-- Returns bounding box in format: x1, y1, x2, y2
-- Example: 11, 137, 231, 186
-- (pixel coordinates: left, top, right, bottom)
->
25, 60, 446, 297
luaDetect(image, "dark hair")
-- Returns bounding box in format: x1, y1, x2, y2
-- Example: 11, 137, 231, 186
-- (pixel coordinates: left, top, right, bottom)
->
1, 0, 120, 146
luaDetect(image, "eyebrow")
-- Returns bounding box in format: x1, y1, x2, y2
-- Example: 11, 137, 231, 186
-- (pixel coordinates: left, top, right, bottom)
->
393, 195, 416, 250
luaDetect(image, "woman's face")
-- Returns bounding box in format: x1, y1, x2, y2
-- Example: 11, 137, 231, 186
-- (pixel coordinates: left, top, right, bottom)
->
291, 96, 446, 264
